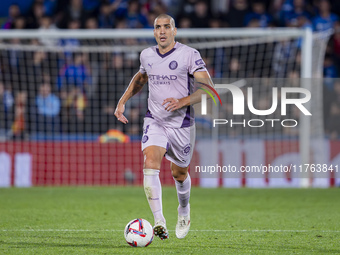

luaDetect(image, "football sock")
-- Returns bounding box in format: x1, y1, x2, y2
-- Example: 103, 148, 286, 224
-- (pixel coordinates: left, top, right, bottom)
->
174, 173, 191, 216
143, 169, 165, 224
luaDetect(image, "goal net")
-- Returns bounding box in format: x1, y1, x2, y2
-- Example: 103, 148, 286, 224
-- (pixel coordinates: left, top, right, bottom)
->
0, 28, 332, 187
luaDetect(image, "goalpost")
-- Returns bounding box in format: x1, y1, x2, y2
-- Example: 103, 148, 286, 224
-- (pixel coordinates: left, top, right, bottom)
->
0, 28, 332, 187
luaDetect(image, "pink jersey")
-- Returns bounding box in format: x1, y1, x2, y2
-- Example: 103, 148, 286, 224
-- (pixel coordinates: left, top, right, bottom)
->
139, 42, 206, 128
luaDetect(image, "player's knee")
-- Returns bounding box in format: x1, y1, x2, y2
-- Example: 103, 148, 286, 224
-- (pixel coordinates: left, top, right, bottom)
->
173, 174, 186, 183
144, 156, 161, 170
172, 169, 187, 182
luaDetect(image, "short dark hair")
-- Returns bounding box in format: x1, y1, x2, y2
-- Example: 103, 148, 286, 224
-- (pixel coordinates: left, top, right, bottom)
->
154, 14, 176, 29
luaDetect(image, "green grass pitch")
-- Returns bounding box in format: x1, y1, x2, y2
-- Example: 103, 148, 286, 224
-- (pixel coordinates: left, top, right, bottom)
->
0, 187, 340, 254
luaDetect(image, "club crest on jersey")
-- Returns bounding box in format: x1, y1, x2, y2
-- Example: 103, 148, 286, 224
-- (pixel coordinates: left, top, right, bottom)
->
182, 144, 191, 156
142, 135, 149, 143
169, 60, 178, 70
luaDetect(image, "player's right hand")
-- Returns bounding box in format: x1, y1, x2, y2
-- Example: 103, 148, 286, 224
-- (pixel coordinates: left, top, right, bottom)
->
114, 104, 128, 124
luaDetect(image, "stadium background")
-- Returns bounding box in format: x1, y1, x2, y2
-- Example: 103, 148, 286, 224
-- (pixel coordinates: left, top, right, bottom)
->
0, 0, 340, 187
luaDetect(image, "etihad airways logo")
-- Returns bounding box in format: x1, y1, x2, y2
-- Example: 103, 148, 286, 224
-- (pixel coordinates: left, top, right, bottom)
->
149, 74, 178, 85
149, 74, 177, 81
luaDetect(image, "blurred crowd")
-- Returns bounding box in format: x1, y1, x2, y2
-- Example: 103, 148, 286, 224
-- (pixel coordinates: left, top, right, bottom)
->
0, 0, 340, 140
0, 49, 144, 139
1, 0, 340, 30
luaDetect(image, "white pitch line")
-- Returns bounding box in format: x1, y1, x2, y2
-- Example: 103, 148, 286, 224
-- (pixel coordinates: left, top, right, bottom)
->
1, 229, 340, 233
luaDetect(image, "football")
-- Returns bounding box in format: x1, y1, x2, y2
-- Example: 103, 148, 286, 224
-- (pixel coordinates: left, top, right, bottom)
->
124, 218, 154, 247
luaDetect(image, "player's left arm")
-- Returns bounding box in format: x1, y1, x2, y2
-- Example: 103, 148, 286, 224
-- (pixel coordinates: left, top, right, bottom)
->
163, 70, 214, 112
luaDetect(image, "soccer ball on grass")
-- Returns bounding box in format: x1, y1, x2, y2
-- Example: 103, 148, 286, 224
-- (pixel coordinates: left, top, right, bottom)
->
124, 218, 154, 247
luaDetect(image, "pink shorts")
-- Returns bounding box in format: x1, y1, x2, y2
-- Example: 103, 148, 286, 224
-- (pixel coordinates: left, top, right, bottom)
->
141, 117, 195, 168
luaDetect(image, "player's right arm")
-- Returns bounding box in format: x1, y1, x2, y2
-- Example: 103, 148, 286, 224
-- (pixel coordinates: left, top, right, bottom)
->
114, 71, 148, 124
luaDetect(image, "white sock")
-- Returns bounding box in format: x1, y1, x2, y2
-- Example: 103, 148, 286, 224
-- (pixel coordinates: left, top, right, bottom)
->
143, 169, 165, 224
174, 173, 191, 216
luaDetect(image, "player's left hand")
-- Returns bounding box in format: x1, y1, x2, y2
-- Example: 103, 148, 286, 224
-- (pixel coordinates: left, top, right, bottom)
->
162, 98, 185, 112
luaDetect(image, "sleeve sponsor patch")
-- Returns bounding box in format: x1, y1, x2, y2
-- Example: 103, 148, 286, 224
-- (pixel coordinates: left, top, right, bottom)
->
195, 59, 204, 66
